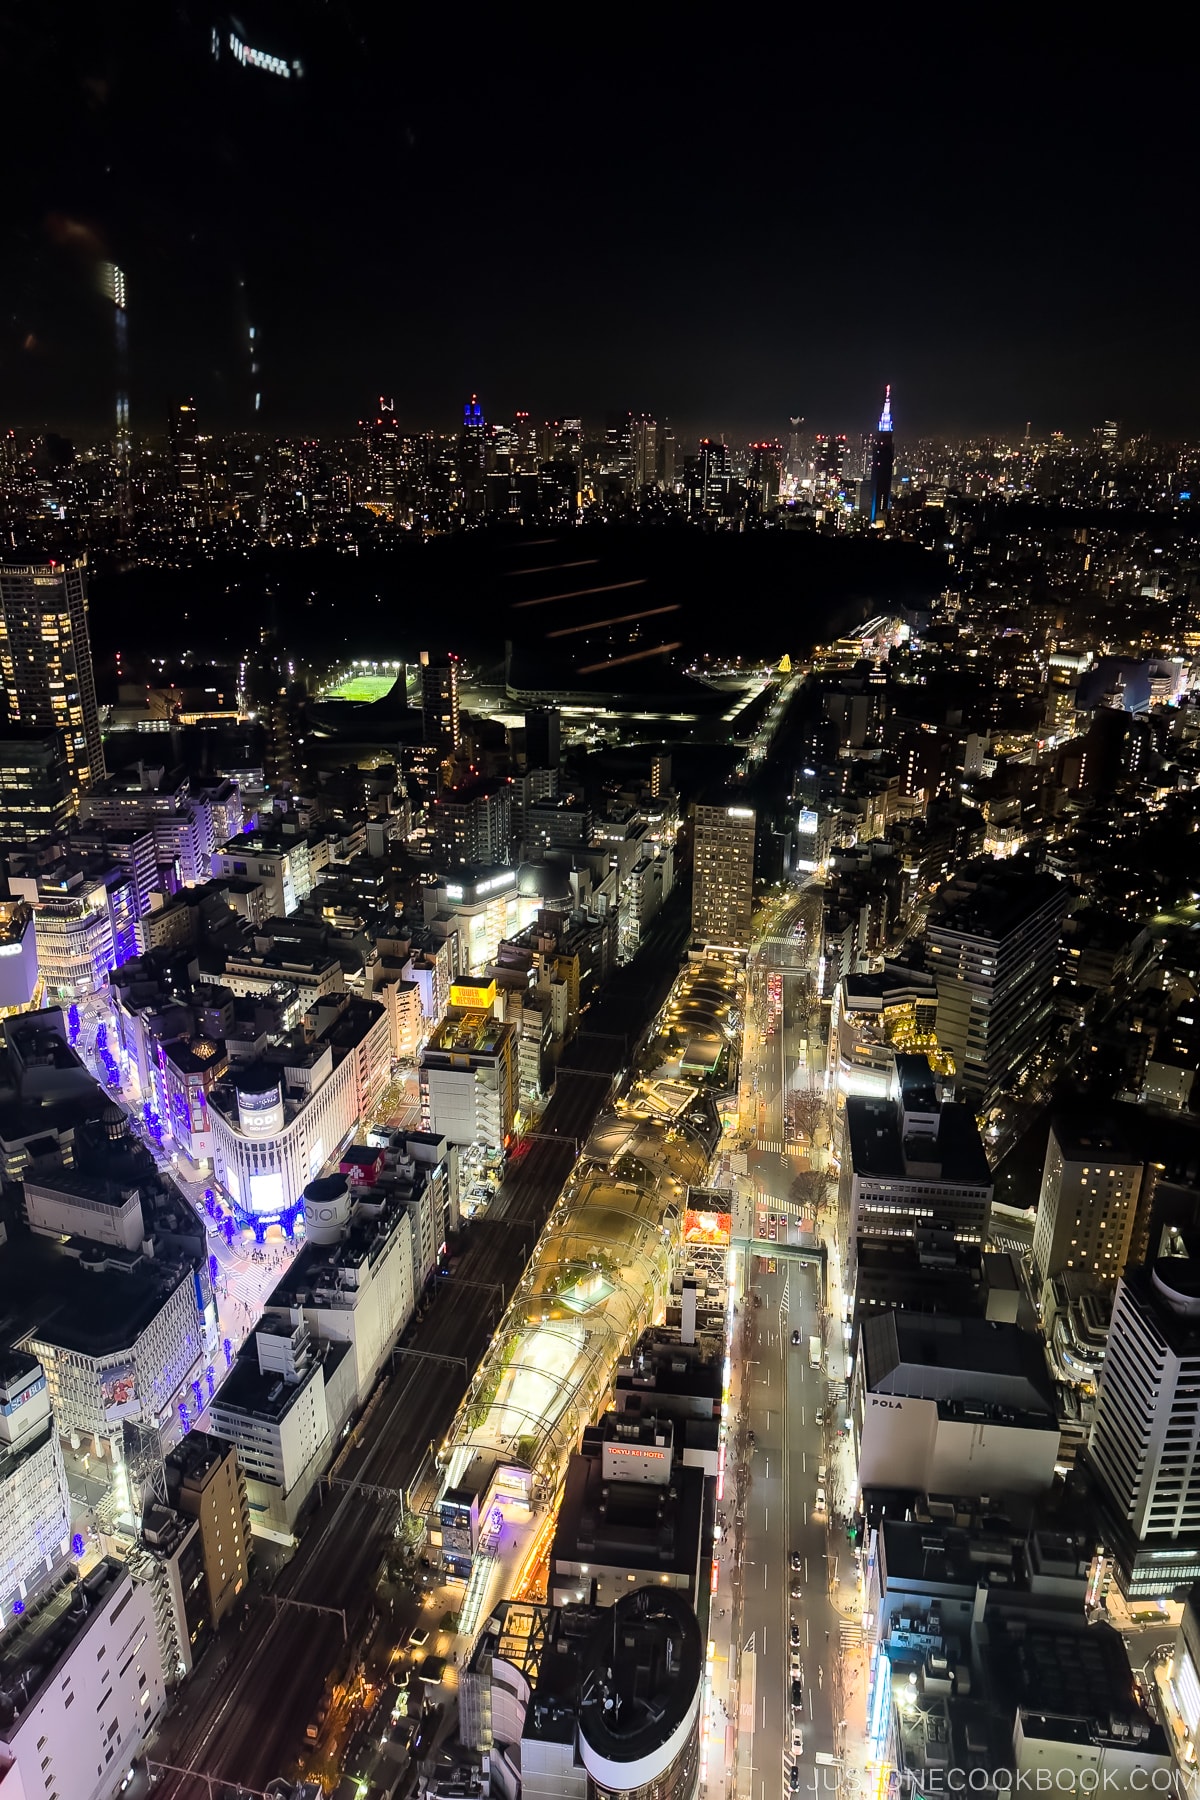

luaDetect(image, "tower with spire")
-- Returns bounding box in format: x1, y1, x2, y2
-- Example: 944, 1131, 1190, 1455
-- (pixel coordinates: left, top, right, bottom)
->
869, 382, 895, 524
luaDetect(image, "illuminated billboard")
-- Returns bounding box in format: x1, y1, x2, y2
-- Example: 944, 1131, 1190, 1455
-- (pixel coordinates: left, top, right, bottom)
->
248, 1171, 286, 1216
101, 1360, 138, 1421
450, 979, 497, 1010
684, 1208, 732, 1246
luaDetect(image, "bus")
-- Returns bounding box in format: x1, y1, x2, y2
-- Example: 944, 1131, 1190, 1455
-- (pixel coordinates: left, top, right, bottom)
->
809, 1336, 822, 1370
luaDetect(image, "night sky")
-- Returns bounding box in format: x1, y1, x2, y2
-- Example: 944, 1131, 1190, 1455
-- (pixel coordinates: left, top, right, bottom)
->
3, 6, 1195, 443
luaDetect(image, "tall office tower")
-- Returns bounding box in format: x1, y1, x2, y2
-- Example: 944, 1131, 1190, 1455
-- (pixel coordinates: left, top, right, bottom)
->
691, 803, 755, 951
169, 398, 200, 493
924, 858, 1067, 1106
869, 384, 895, 524
815, 433, 849, 490
524, 706, 560, 770
603, 411, 635, 478
631, 415, 659, 489
786, 416, 805, 478
512, 411, 537, 473
1031, 1119, 1145, 1293
101, 263, 131, 536
1087, 1251, 1200, 1598
657, 419, 676, 487
747, 442, 783, 513
361, 399, 407, 515
0, 560, 105, 796
685, 440, 732, 517
461, 394, 487, 470
0, 728, 76, 844
421, 652, 461, 753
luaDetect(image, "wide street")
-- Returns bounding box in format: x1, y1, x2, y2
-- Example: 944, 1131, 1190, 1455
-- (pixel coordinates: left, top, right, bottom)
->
738, 1252, 851, 1791
724, 874, 872, 1798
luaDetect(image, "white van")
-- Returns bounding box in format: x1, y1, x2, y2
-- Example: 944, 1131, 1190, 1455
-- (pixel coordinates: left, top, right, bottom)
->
817, 1461, 827, 1483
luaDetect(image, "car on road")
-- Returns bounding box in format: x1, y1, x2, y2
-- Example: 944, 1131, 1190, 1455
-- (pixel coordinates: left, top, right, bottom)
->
790, 1328, 801, 1346
791, 1678, 803, 1707
790, 1620, 800, 1646
408, 1627, 429, 1648
790, 1579, 802, 1597
788, 1763, 801, 1790
814, 1486, 826, 1514
814, 1408, 825, 1427
790, 1552, 802, 1570
791, 1724, 805, 1754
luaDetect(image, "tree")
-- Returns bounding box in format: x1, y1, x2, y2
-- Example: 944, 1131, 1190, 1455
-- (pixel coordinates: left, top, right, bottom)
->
790, 1088, 826, 1143
789, 1167, 826, 1212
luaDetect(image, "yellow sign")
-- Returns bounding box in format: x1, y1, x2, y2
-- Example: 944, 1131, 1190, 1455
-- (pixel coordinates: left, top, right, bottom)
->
450, 979, 496, 1010
778, 652, 792, 674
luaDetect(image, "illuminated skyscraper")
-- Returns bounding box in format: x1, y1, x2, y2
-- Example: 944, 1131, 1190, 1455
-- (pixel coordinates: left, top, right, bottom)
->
100, 264, 130, 537
0, 559, 105, 796
747, 442, 783, 514
461, 395, 486, 470
685, 440, 732, 517
421, 652, 461, 753
869, 384, 895, 524
169, 400, 201, 495
692, 803, 755, 950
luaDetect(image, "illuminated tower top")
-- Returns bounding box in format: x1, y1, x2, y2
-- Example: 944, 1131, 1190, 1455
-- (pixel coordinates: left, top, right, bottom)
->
878, 384, 894, 434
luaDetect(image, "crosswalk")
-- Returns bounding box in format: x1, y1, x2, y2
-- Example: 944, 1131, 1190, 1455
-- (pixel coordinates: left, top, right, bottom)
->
756, 1137, 783, 1154
839, 1619, 865, 1649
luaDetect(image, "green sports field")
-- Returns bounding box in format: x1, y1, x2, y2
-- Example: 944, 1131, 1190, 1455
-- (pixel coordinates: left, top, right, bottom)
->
323, 673, 397, 701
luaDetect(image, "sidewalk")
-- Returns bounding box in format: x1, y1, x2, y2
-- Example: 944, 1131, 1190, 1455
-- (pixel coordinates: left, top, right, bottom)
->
701, 1263, 751, 1800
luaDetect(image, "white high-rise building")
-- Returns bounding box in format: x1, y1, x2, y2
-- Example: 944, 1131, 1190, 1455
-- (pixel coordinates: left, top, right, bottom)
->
691, 804, 755, 952
0, 1353, 72, 1616
1088, 1256, 1200, 1598
924, 858, 1067, 1104
0, 1558, 166, 1800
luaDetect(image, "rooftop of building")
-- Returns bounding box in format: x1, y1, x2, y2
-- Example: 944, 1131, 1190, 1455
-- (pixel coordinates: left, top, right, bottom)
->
853, 1232, 988, 1322
165, 1429, 236, 1490
266, 1183, 429, 1307
575, 1587, 703, 1768
0, 1217, 195, 1358
926, 857, 1065, 941
1117, 1255, 1200, 1356
861, 1310, 1057, 1419
24, 1165, 141, 1210
426, 1007, 509, 1058
841, 962, 938, 1010
0, 1348, 42, 1393
210, 1335, 351, 1435
987, 1613, 1167, 1754
845, 1091, 991, 1186
0, 1560, 129, 1730
1048, 1116, 1143, 1166
163, 1037, 225, 1077
552, 1434, 705, 1587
